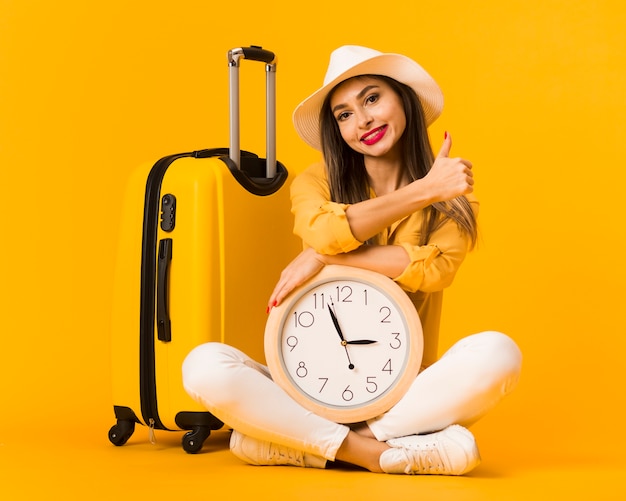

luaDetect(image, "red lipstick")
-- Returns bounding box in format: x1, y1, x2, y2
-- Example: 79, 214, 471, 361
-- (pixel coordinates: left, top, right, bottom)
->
360, 125, 388, 146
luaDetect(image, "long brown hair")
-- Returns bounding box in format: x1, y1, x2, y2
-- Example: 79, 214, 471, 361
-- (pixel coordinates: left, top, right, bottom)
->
319, 75, 477, 248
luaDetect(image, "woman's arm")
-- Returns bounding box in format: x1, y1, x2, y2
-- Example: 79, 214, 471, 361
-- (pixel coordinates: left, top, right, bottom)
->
267, 245, 409, 309
269, 203, 476, 310
292, 134, 473, 250
323, 244, 409, 277
345, 134, 474, 242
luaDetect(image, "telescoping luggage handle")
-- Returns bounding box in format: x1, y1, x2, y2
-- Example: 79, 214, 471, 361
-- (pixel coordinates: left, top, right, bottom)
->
227, 46, 277, 178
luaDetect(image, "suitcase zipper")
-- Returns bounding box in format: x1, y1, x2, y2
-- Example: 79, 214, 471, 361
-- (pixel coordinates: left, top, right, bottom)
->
140, 152, 193, 430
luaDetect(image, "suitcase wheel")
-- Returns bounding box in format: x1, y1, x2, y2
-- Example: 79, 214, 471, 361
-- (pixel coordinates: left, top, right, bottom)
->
108, 419, 136, 446
182, 426, 212, 454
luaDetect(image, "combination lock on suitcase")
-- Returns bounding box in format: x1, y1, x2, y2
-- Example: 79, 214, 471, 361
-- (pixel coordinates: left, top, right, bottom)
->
109, 46, 299, 453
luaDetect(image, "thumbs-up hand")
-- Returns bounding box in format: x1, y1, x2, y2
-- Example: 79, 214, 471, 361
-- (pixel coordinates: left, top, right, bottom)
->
422, 132, 474, 203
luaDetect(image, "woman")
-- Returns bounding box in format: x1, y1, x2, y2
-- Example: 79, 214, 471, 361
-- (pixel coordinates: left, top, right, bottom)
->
183, 45, 522, 475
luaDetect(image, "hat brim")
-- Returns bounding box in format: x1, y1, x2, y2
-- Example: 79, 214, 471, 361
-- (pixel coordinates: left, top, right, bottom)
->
293, 53, 444, 151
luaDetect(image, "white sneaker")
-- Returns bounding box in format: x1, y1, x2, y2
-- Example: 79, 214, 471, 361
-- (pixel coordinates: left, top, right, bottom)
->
229, 430, 327, 468
380, 425, 481, 475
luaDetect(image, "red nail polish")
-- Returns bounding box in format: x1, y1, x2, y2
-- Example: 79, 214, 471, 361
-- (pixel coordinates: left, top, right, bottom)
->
444, 131, 448, 139
273, 300, 278, 307
266, 306, 270, 314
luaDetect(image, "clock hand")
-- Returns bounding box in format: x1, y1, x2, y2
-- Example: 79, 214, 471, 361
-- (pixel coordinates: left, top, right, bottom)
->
327, 302, 346, 343
328, 300, 355, 370
328, 303, 377, 346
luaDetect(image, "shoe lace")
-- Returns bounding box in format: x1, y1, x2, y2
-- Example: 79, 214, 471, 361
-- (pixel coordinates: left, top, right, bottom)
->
267, 443, 304, 466
404, 443, 446, 474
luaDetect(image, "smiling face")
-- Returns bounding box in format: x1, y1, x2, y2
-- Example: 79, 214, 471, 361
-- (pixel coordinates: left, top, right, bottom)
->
329, 76, 407, 161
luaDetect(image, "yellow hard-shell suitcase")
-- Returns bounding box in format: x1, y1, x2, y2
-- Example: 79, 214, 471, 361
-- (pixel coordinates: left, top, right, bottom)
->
109, 47, 299, 452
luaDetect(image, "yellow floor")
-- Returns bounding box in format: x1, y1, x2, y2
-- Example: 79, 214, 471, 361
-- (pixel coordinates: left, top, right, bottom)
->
2, 421, 624, 501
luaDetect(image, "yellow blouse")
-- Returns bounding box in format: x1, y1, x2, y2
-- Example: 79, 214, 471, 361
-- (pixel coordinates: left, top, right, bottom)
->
290, 162, 478, 368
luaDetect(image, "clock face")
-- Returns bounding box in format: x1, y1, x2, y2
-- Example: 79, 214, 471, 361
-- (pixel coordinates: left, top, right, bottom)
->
265, 265, 422, 423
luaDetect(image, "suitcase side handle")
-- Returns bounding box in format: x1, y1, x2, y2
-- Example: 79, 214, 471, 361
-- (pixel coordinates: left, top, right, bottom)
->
157, 238, 172, 343
227, 46, 277, 178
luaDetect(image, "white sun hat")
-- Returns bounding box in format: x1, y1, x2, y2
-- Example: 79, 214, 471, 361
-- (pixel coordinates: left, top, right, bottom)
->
292, 45, 444, 151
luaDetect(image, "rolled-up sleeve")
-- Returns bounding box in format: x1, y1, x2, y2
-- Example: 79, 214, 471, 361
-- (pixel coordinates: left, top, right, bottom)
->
392, 199, 479, 293
290, 163, 362, 255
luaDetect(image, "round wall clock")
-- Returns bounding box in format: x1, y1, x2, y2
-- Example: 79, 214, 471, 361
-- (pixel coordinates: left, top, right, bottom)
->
264, 264, 423, 423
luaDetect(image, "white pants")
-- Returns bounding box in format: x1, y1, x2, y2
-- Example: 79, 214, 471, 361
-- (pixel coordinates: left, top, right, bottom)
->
182, 331, 522, 461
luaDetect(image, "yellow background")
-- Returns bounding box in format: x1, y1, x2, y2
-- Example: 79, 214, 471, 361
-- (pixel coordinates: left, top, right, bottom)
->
1, 0, 625, 497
